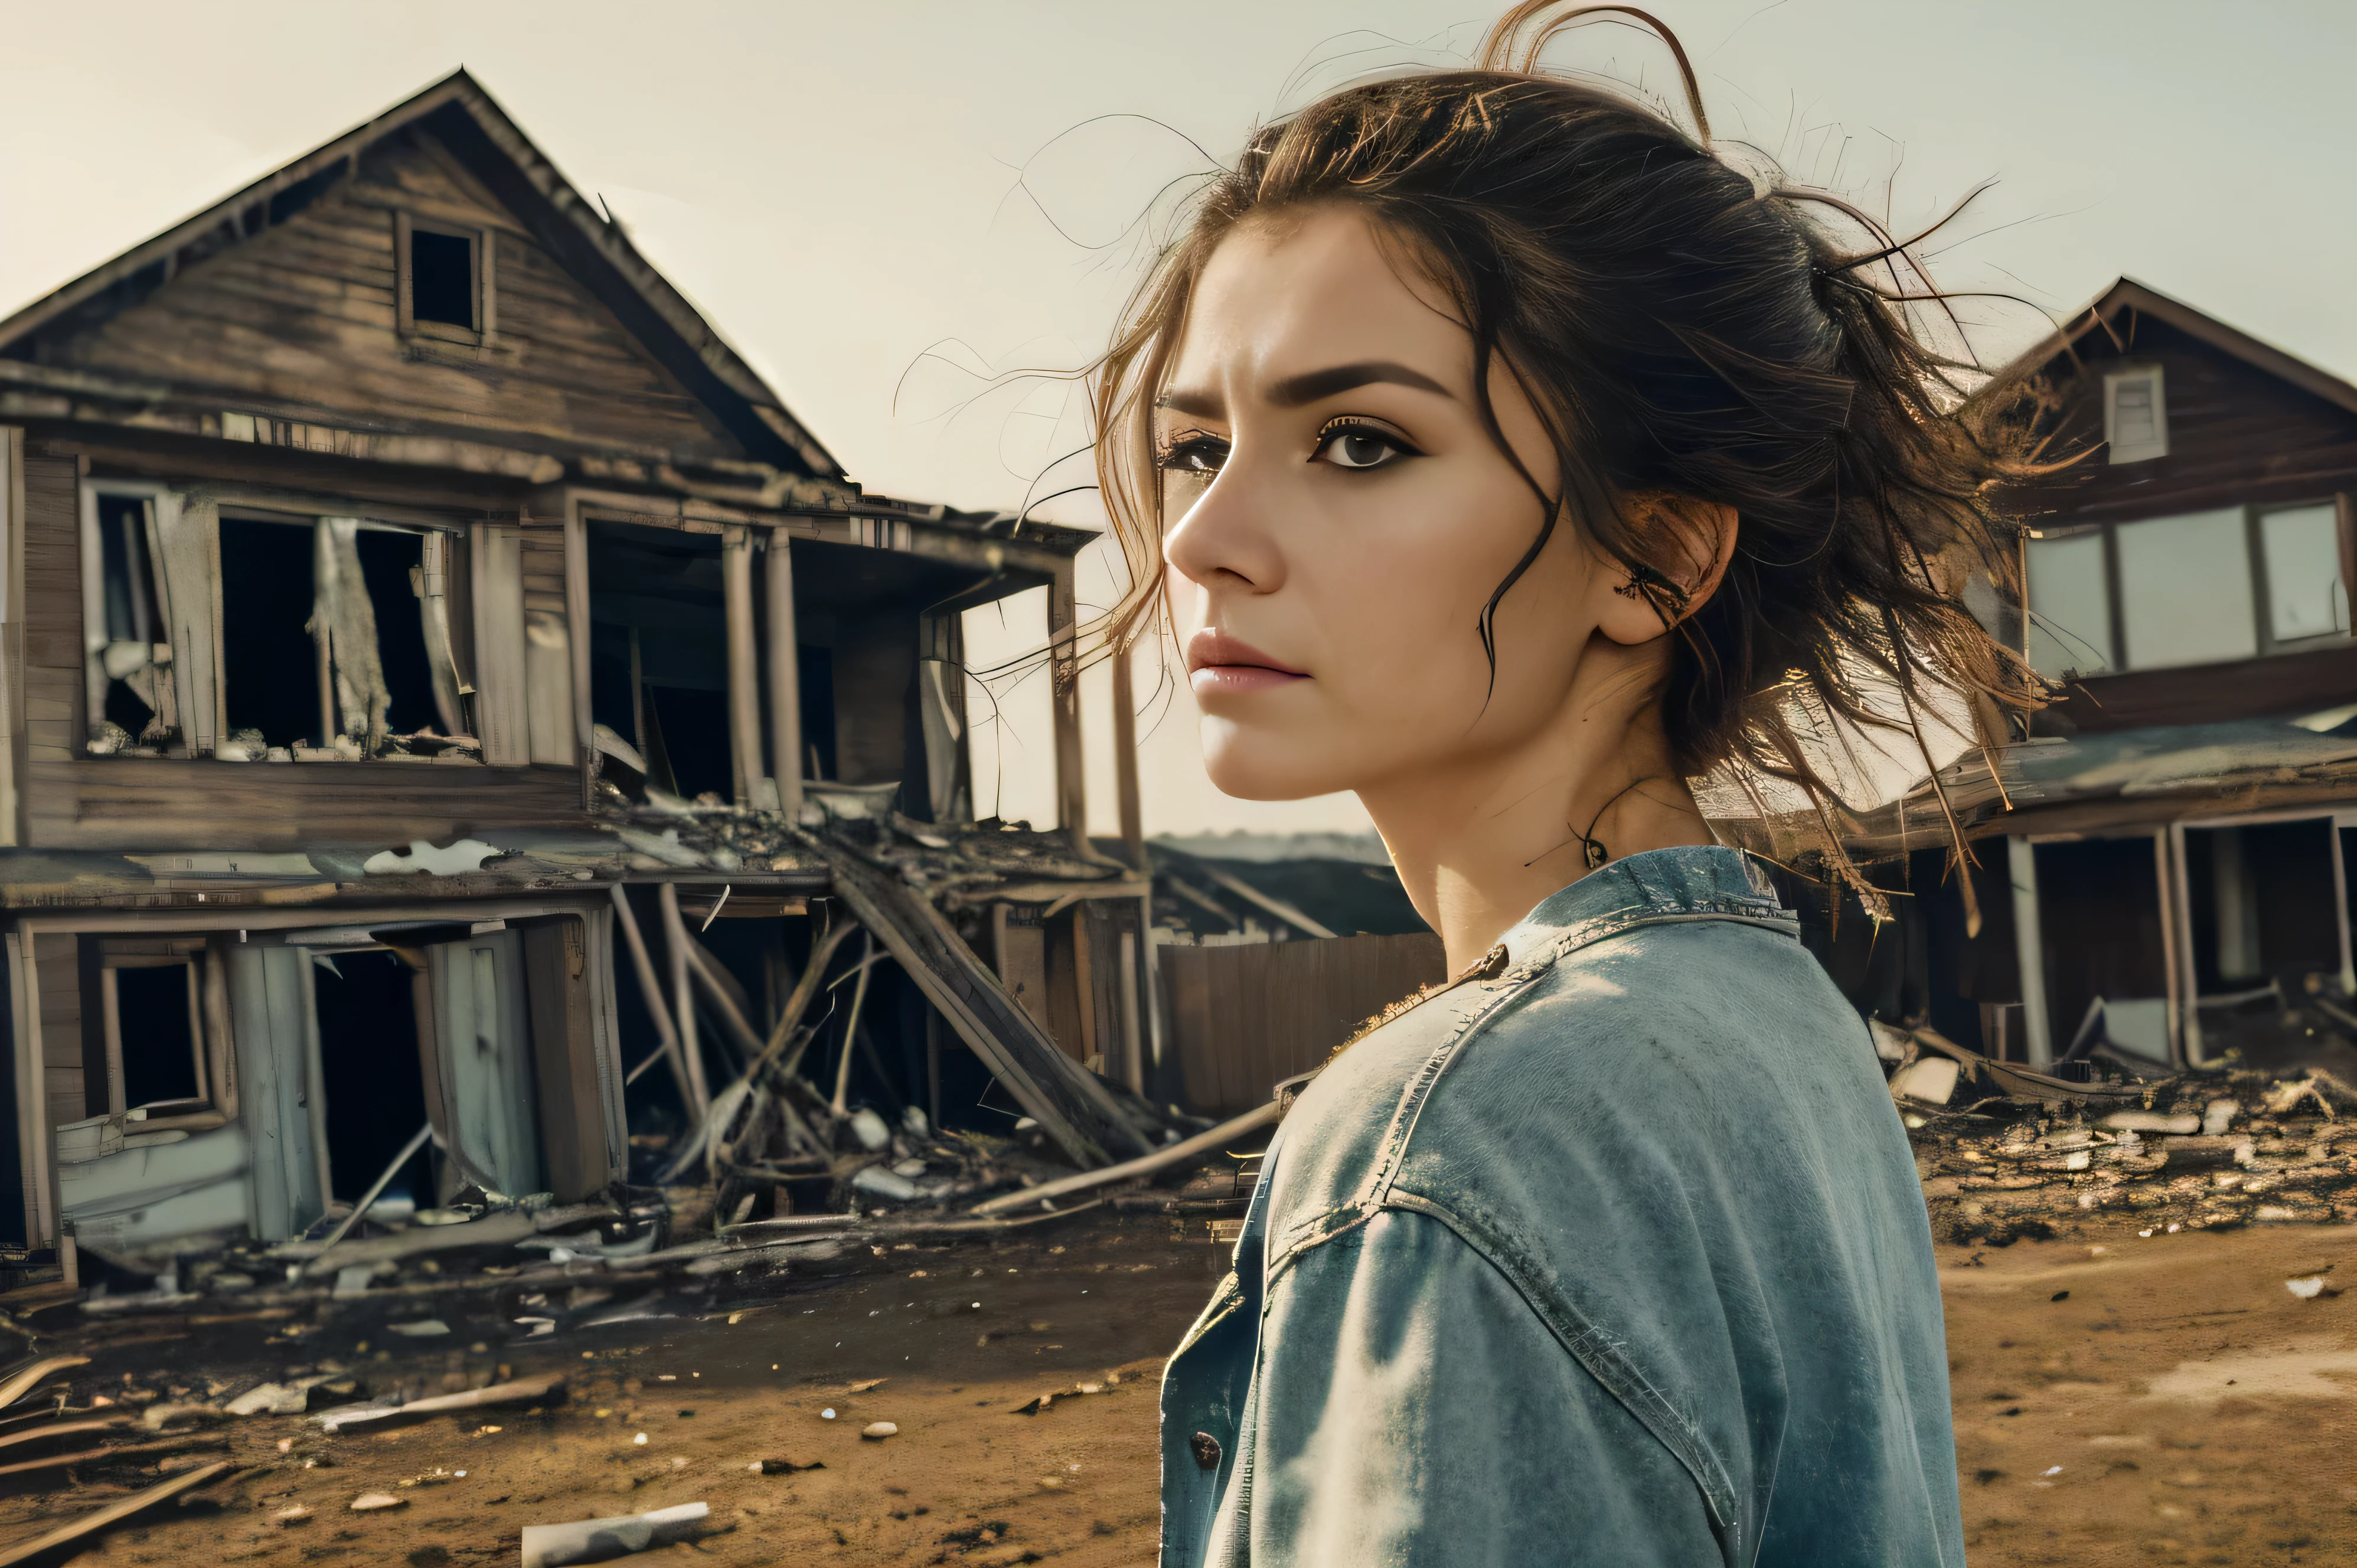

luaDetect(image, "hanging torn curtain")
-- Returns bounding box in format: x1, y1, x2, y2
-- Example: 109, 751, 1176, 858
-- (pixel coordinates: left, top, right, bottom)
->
311, 517, 391, 756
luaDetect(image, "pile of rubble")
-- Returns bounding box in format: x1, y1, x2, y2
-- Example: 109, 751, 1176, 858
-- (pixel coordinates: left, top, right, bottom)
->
1896, 1060, 2357, 1246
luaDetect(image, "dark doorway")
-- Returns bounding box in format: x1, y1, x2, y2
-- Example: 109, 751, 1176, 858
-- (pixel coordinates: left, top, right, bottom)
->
586, 523, 736, 800
314, 950, 429, 1205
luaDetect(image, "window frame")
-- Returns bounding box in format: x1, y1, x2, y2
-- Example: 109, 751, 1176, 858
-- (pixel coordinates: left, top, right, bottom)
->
2103, 363, 2169, 465
394, 211, 494, 347
94, 940, 216, 1122
79, 478, 478, 762
2026, 497, 2352, 678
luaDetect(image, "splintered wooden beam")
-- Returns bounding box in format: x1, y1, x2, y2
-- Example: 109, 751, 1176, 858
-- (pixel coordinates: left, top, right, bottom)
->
0, 1458, 233, 1566
815, 847, 1153, 1170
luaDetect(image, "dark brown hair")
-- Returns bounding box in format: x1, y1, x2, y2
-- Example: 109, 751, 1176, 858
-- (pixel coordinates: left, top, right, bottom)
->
1090, 2, 2051, 895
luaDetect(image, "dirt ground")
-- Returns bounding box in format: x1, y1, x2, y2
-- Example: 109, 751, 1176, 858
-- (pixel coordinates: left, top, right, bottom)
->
8, 1211, 2351, 1566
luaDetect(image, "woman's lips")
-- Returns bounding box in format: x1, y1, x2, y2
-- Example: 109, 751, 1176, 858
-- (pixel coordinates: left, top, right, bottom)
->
1186, 629, 1307, 697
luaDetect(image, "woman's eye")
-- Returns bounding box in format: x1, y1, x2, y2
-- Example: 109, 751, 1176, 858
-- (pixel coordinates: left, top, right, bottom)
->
1314, 424, 1416, 471
1157, 436, 1229, 475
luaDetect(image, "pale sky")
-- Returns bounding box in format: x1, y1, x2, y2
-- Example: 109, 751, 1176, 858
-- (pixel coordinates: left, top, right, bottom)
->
4, 1, 2349, 835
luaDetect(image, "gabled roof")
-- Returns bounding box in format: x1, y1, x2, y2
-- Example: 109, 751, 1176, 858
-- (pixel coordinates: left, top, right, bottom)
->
1985, 276, 2357, 420
0, 69, 841, 479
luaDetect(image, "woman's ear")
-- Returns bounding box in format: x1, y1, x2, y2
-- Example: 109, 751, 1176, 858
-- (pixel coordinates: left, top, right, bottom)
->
1590, 492, 1739, 646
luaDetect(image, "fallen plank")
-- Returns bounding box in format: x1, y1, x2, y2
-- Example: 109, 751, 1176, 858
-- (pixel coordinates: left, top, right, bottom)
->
970, 1101, 1281, 1217
0, 1457, 233, 1566
0, 1419, 120, 1453
0, 1356, 89, 1410
314, 1374, 563, 1433
273, 1201, 615, 1267
521, 1500, 716, 1567
0, 1446, 114, 1479
817, 845, 1153, 1168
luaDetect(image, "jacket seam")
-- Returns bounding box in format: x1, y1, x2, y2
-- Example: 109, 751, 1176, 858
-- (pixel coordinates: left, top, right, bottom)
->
1380, 1187, 1743, 1538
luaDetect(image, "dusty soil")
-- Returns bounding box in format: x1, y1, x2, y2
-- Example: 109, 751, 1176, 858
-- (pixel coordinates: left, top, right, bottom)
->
8, 1213, 2351, 1566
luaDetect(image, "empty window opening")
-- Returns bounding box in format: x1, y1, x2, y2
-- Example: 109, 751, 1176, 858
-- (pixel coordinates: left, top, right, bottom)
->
2186, 821, 2341, 995
220, 514, 441, 755
409, 228, 476, 329
314, 949, 432, 1206
112, 961, 204, 1113
2033, 837, 2170, 1060
587, 522, 738, 801
91, 493, 176, 750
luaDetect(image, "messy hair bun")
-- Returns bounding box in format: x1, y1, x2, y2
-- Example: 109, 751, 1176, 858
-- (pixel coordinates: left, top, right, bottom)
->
1092, 1, 2051, 897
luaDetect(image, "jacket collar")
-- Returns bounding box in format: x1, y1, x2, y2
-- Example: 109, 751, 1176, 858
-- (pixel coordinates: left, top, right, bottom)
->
1495, 844, 1792, 969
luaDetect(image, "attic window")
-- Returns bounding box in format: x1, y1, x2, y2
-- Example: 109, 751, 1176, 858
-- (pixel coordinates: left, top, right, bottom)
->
411, 230, 474, 326
2104, 365, 2167, 465
395, 213, 491, 344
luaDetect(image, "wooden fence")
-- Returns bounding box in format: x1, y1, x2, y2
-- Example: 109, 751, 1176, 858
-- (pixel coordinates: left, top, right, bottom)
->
1158, 932, 1447, 1115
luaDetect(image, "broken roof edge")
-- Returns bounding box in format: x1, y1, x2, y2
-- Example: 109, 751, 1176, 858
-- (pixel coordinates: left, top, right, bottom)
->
1713, 717, 2357, 862
0, 68, 844, 482
1972, 276, 2357, 422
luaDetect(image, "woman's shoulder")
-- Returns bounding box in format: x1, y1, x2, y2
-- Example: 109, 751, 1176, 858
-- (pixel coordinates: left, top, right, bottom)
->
1266, 913, 1891, 1236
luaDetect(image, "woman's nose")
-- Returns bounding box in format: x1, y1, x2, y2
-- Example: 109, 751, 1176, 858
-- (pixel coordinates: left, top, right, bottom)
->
1163, 460, 1286, 595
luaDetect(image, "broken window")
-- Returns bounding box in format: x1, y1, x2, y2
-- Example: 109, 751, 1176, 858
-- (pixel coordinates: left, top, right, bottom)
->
217, 511, 462, 758
80, 485, 179, 753
587, 522, 740, 800
2186, 819, 2344, 994
84, 939, 221, 1119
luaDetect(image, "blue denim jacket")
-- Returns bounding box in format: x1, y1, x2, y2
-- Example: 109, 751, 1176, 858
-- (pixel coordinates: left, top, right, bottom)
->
1159, 846, 1963, 1567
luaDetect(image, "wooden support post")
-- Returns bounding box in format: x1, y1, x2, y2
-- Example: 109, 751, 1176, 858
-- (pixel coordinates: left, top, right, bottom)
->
1049, 566, 1086, 853
658, 883, 711, 1117
765, 530, 804, 818
1, 427, 24, 846
2167, 821, 2204, 1064
723, 526, 762, 808
1112, 641, 1144, 871
2007, 837, 2051, 1069
608, 885, 698, 1118
563, 498, 593, 808
2153, 830, 2182, 1069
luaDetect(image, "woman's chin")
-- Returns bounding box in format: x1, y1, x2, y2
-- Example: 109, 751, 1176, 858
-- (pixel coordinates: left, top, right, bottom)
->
1200, 732, 1356, 802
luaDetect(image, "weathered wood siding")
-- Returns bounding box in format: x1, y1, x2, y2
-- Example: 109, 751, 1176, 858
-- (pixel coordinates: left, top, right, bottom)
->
2020, 318, 2357, 524
1160, 932, 1447, 1115
21, 453, 80, 765
25, 128, 746, 465
25, 758, 587, 852
33, 933, 81, 1135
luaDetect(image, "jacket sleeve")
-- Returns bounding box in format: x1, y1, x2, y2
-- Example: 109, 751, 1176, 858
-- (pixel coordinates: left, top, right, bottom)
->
1217, 1207, 1724, 1568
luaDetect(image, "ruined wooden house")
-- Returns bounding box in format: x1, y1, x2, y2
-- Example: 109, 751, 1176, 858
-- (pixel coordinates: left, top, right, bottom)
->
1807, 280, 2356, 1076
0, 71, 1158, 1266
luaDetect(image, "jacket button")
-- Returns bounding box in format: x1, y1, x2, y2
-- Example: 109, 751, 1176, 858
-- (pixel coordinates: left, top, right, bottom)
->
1189, 1431, 1222, 1471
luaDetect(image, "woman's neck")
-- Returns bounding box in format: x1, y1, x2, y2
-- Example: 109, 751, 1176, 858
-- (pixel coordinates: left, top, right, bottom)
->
1359, 643, 1715, 974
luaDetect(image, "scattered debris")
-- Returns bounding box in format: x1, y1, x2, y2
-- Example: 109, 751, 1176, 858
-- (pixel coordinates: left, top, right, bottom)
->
520, 1500, 717, 1567
315, 1375, 564, 1433
350, 1492, 406, 1512
1905, 1064, 2357, 1246
0, 1458, 234, 1566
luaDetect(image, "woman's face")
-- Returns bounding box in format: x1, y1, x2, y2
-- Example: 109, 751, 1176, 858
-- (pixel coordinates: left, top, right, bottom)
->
1155, 204, 1620, 805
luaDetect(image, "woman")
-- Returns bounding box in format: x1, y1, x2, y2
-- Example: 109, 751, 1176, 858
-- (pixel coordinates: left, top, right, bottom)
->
1092, 5, 2039, 1563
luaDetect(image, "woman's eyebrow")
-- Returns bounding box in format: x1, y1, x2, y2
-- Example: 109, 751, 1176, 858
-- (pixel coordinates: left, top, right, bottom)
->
1155, 360, 1454, 419
1266, 360, 1451, 407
